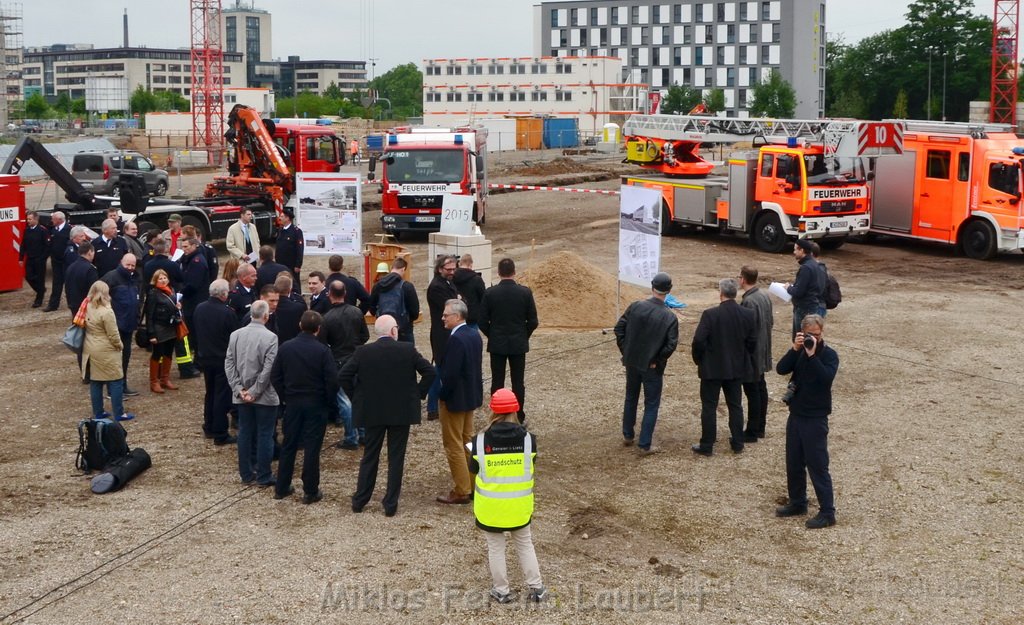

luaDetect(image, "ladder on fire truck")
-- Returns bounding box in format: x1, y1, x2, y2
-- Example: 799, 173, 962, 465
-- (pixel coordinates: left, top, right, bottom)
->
622, 114, 903, 177
888, 119, 1014, 138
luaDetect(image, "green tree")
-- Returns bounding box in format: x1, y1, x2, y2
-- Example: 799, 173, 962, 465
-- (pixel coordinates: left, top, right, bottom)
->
892, 89, 909, 118
830, 89, 868, 118
322, 81, 343, 101
129, 85, 159, 116
54, 93, 72, 114
660, 84, 704, 114
154, 90, 190, 112
25, 92, 49, 118
748, 71, 797, 117
368, 63, 423, 118
704, 88, 726, 114
71, 98, 87, 116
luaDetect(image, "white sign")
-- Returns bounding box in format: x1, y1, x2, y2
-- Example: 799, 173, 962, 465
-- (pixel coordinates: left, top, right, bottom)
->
295, 173, 362, 256
0, 207, 18, 222
808, 186, 868, 201
440, 194, 475, 235
618, 185, 663, 288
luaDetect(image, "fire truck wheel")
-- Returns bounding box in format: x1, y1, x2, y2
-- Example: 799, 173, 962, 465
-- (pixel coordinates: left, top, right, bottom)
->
660, 203, 679, 235
752, 212, 787, 253
960, 220, 997, 260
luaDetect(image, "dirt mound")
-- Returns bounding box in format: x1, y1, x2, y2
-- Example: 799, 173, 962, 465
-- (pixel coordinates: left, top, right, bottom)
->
498, 156, 597, 177
519, 250, 646, 328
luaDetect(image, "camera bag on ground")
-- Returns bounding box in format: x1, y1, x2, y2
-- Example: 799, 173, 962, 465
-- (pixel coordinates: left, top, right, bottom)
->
90, 447, 152, 494
76, 417, 129, 473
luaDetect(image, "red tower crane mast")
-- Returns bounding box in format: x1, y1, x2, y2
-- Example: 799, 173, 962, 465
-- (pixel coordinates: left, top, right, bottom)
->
990, 0, 1019, 125
190, 0, 225, 162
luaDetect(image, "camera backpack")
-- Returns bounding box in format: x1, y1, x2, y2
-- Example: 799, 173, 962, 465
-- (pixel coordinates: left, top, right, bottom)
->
822, 264, 842, 310
76, 417, 130, 473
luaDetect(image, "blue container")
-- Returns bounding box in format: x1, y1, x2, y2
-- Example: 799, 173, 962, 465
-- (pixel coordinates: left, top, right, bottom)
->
542, 118, 579, 148
366, 134, 385, 154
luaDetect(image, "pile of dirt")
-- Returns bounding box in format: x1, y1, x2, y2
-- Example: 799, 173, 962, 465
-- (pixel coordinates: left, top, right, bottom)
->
498, 156, 598, 177
519, 250, 646, 328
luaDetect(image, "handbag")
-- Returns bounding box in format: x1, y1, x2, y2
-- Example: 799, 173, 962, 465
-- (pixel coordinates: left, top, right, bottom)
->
72, 297, 90, 328
176, 317, 189, 340
62, 324, 84, 352
134, 327, 151, 348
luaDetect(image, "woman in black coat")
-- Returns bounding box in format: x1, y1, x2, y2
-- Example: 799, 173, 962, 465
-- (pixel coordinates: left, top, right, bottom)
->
146, 269, 182, 393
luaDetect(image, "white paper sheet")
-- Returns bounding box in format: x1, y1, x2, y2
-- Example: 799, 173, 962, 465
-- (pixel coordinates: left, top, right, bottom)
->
768, 282, 792, 302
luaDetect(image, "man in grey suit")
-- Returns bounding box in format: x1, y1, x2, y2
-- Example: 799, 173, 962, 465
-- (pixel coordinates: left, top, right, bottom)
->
341, 315, 435, 517
739, 266, 774, 442
691, 278, 757, 456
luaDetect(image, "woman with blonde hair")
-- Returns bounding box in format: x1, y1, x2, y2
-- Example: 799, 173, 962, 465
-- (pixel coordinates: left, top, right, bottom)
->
82, 281, 134, 421
145, 269, 182, 393
221, 257, 240, 282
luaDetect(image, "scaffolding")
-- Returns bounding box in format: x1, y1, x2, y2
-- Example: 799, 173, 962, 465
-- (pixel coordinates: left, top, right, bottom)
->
0, 3, 23, 127
190, 0, 225, 162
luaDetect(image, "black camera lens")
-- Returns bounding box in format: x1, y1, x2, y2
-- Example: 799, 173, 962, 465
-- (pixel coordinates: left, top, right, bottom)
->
803, 336, 816, 349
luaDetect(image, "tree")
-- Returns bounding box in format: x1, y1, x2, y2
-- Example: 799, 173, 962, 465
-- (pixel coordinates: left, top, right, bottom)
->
660, 84, 703, 114
892, 89, 909, 118
154, 90, 189, 112
704, 88, 726, 114
368, 63, 423, 118
25, 93, 49, 118
54, 93, 73, 115
129, 85, 159, 116
322, 81, 343, 101
748, 71, 797, 117
71, 98, 86, 116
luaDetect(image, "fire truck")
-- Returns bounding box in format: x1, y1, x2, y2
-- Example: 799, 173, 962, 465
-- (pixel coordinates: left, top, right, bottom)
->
367, 126, 487, 237
1, 104, 344, 242
869, 120, 1024, 260
621, 115, 903, 252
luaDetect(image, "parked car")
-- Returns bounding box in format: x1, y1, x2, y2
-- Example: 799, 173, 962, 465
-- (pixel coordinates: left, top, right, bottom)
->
71, 151, 169, 196
19, 123, 42, 134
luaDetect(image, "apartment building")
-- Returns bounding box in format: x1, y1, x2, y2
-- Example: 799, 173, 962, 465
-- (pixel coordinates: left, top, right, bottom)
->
534, 0, 825, 117
421, 55, 644, 134
222, 1, 273, 89
278, 57, 368, 98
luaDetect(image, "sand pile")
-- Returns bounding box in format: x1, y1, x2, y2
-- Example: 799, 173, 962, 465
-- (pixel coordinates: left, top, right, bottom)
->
498, 157, 596, 177
519, 251, 647, 329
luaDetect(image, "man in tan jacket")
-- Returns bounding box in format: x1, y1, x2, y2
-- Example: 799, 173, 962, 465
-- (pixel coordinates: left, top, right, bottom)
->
225, 208, 260, 265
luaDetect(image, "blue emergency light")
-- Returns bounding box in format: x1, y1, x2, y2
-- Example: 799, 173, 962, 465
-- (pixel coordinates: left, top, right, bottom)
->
1013, 147, 1024, 156
454, 134, 464, 145
787, 137, 798, 148
388, 134, 398, 145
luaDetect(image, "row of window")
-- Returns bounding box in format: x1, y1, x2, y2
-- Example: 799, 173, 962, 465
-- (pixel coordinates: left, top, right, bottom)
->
50, 63, 234, 75
551, 22, 779, 47
426, 63, 576, 76
551, 2, 786, 27
426, 90, 573, 103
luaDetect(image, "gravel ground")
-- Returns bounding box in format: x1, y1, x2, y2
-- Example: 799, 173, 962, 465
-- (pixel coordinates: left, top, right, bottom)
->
1, 158, 1022, 625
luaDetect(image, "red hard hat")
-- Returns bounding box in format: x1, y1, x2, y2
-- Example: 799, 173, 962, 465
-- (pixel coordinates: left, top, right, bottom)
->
489, 388, 520, 414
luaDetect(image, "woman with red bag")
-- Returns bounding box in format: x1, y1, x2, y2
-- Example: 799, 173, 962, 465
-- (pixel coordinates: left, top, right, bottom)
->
145, 269, 183, 393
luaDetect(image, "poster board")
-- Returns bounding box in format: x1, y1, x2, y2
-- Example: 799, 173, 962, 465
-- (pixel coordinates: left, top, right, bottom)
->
617, 185, 662, 288
295, 173, 362, 256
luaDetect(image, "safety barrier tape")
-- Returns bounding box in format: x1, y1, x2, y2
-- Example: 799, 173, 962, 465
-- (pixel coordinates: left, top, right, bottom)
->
487, 183, 620, 195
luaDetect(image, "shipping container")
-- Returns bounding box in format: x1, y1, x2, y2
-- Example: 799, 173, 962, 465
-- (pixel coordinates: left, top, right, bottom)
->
543, 118, 579, 148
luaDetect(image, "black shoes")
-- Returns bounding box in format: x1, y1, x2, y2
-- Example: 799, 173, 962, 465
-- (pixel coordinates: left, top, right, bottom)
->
42, 306, 58, 312
384, 506, 397, 517
731, 444, 744, 454
690, 444, 713, 456
743, 433, 759, 443
214, 435, 237, 446
302, 490, 324, 505
775, 503, 808, 517
351, 500, 365, 513
123, 386, 140, 397
274, 485, 295, 500
622, 437, 635, 447
426, 411, 439, 421
335, 441, 359, 450
805, 514, 836, 529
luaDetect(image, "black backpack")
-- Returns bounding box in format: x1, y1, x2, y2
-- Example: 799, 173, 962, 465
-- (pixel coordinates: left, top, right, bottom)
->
76, 417, 130, 473
822, 264, 842, 310
377, 282, 408, 326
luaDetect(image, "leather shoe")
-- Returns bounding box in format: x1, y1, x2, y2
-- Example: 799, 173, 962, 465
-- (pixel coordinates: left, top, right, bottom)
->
743, 433, 759, 443
351, 500, 365, 513
731, 444, 744, 454
436, 492, 472, 505
384, 506, 397, 517
302, 489, 324, 505
805, 513, 836, 529
42, 306, 59, 312
775, 502, 808, 517
274, 485, 295, 500
335, 440, 359, 450
426, 410, 439, 421
214, 435, 237, 446
622, 437, 635, 447
690, 444, 712, 456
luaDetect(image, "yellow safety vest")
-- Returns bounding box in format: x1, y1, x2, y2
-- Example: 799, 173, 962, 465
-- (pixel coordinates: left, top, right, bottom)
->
473, 431, 535, 530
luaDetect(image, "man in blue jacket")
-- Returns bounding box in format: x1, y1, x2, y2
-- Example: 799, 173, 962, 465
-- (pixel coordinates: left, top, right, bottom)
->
436, 299, 482, 505
775, 314, 840, 529
102, 254, 142, 396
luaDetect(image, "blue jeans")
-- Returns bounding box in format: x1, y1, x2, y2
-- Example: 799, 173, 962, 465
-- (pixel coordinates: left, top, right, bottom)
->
237, 403, 277, 484
426, 364, 441, 414
336, 388, 360, 446
622, 365, 664, 449
90, 379, 124, 418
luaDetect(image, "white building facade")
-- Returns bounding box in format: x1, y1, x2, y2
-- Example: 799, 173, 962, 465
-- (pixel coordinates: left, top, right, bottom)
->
420, 55, 644, 135
534, 0, 826, 118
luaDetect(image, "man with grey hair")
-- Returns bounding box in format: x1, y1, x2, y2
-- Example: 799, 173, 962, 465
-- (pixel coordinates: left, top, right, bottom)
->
739, 266, 773, 442
691, 278, 758, 456
92, 218, 129, 277
226, 298, 279, 485
436, 298, 483, 505
194, 278, 239, 445
122, 220, 148, 269
101, 253, 143, 396
44, 211, 70, 312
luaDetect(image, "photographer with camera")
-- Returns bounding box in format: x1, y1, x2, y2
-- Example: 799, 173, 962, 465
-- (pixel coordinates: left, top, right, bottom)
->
774, 314, 839, 529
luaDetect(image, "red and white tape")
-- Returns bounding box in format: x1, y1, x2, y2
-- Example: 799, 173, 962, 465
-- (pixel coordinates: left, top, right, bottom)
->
488, 183, 620, 195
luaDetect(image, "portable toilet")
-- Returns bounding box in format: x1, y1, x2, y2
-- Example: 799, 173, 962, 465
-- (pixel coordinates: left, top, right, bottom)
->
0, 175, 25, 292
603, 123, 621, 143
542, 118, 579, 148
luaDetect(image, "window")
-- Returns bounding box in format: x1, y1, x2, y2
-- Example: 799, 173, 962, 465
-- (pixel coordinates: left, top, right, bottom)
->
425, 92, 441, 102
761, 1, 771, 20
531, 90, 548, 101
739, 3, 748, 20
446, 92, 462, 102
509, 91, 526, 102
988, 162, 1019, 194
556, 62, 572, 74
467, 65, 482, 75
776, 154, 799, 188
761, 45, 770, 64
531, 63, 547, 74
446, 65, 462, 75
467, 92, 483, 102
695, 47, 703, 64
425, 66, 441, 75
673, 4, 682, 22
926, 150, 951, 179
727, 24, 736, 43
760, 153, 774, 177
673, 46, 682, 64
705, 25, 713, 42
716, 46, 725, 64
487, 92, 504, 102
631, 5, 639, 23
510, 63, 526, 74
683, 25, 692, 44
555, 90, 573, 101
957, 153, 971, 182
489, 64, 505, 74
739, 46, 748, 64
717, 2, 726, 21
727, 67, 736, 86
695, 4, 704, 21
772, 23, 781, 43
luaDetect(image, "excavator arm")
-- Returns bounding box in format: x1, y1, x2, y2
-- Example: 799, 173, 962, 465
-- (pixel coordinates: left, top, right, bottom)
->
1, 136, 109, 211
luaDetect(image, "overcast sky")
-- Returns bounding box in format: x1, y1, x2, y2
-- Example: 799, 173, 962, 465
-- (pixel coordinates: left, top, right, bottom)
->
20, 0, 995, 75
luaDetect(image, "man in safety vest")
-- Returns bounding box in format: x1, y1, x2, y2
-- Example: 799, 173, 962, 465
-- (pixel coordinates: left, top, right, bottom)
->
469, 388, 547, 604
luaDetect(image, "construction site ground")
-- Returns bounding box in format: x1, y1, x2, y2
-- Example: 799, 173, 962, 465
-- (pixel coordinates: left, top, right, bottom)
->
2, 153, 1022, 625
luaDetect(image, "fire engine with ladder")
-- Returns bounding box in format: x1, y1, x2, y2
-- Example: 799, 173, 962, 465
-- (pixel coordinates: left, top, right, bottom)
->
621, 114, 904, 252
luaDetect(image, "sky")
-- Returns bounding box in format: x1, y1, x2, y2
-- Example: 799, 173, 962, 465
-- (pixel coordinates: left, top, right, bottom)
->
19, 0, 997, 76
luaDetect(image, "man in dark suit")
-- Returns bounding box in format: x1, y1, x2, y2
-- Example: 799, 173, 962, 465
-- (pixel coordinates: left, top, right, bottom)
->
142, 238, 183, 295
65, 242, 98, 317
307, 271, 331, 315
691, 278, 758, 456
271, 311, 338, 505
177, 237, 209, 380
274, 207, 304, 288
272, 274, 307, 345
320, 279, 369, 446
326, 254, 370, 313
256, 245, 290, 291
227, 263, 258, 320
44, 211, 70, 312
426, 254, 458, 421
436, 299, 483, 505
342, 314, 435, 517
479, 258, 539, 423
92, 218, 129, 277
20, 211, 50, 308
192, 279, 239, 445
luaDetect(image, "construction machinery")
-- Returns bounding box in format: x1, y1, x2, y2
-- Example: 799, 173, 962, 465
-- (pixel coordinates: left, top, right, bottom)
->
622, 114, 903, 252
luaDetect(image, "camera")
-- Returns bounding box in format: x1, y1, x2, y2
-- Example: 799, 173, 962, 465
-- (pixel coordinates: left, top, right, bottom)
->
803, 335, 817, 350
781, 381, 798, 405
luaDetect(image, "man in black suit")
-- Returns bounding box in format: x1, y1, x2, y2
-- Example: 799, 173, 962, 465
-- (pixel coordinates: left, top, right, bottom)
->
227, 262, 258, 320
342, 314, 435, 516
320, 279, 369, 446
272, 274, 307, 345
436, 299, 483, 505
92, 218, 129, 277
307, 271, 331, 315
142, 238, 183, 295
192, 279, 239, 445
426, 254, 458, 421
256, 245, 290, 291
479, 258, 539, 423
274, 207, 304, 288
691, 278, 758, 456
44, 210, 70, 312
65, 242, 98, 317
20, 211, 50, 308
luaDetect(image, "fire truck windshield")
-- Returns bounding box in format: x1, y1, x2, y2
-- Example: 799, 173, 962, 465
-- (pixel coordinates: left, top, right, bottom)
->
804, 155, 865, 185
383, 149, 465, 183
